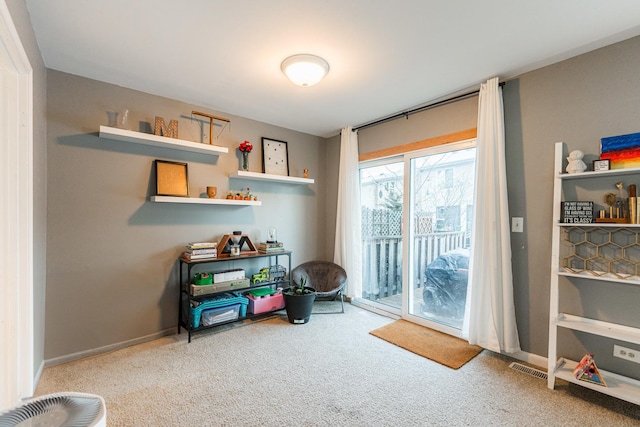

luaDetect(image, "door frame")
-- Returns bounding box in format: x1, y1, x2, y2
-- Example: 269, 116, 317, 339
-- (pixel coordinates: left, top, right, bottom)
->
0, 0, 34, 409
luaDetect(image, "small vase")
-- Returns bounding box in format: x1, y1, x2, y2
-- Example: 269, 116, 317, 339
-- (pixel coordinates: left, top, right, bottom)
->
242, 151, 249, 171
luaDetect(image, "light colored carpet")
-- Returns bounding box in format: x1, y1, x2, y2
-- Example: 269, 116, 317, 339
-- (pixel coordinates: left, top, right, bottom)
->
369, 319, 482, 369
35, 303, 640, 426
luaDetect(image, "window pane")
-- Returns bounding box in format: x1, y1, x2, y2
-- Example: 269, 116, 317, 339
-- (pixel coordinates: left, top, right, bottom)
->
359, 161, 404, 308
409, 147, 476, 329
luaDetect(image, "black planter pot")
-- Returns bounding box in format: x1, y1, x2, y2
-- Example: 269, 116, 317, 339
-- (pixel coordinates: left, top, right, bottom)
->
283, 287, 316, 324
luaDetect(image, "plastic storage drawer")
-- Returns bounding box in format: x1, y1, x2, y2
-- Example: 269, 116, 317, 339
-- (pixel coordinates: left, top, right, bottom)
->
190, 292, 248, 328
247, 292, 285, 314
201, 304, 240, 326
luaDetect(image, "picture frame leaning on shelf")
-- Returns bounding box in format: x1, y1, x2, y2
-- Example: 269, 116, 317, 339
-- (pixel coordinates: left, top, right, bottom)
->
262, 137, 289, 176
155, 159, 189, 197
593, 159, 610, 172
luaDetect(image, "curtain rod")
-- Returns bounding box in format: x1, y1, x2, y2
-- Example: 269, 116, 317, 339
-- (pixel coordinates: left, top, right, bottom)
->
353, 81, 505, 132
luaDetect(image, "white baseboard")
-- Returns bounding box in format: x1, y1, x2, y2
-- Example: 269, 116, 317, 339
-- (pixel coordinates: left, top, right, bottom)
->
44, 328, 176, 368
32, 360, 45, 395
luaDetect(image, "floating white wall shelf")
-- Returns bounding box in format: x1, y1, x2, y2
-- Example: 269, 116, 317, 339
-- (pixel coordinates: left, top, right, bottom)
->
99, 126, 228, 155
150, 196, 261, 206
229, 170, 314, 184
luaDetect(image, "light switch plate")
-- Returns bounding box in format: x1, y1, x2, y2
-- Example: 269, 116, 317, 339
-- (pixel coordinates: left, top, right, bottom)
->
512, 217, 523, 233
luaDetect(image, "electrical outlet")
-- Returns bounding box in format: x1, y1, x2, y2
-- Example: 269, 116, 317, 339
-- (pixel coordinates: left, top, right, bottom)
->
614, 345, 640, 364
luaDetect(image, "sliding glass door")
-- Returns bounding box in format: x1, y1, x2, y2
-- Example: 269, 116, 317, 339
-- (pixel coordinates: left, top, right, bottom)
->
404, 141, 476, 334
358, 140, 476, 334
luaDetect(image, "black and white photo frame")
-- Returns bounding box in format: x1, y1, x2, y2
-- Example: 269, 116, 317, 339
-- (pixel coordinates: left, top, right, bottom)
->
262, 137, 289, 176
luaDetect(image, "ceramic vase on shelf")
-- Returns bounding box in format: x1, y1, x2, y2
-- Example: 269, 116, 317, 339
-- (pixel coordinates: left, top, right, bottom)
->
242, 151, 249, 171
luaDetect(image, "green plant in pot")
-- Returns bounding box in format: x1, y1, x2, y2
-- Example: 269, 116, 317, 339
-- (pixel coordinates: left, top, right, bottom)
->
283, 276, 316, 324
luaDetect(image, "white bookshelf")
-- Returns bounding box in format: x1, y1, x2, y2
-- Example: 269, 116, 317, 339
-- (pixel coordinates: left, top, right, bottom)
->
548, 141, 640, 406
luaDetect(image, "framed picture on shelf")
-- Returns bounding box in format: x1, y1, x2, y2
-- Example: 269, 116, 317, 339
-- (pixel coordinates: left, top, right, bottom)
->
262, 137, 289, 176
593, 159, 610, 172
155, 159, 189, 196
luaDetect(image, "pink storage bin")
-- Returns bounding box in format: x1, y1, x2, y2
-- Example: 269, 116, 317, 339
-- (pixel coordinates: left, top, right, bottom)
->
247, 292, 285, 314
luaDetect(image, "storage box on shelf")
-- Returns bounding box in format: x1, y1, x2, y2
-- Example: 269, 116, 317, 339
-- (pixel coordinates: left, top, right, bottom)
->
190, 278, 250, 297
188, 292, 248, 328
549, 142, 640, 405
201, 304, 241, 327
246, 290, 285, 315
178, 251, 292, 342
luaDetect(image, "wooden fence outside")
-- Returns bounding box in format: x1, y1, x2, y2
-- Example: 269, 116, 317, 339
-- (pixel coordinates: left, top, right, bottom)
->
361, 231, 467, 300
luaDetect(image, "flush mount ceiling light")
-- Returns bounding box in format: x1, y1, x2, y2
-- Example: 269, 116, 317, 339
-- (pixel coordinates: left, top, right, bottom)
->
281, 54, 329, 87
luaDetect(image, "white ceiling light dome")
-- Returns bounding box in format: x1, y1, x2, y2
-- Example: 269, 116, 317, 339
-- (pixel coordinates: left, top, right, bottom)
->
281, 54, 329, 87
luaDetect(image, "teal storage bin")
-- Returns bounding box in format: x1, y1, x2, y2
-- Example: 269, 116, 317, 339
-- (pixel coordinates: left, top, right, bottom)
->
190, 292, 248, 328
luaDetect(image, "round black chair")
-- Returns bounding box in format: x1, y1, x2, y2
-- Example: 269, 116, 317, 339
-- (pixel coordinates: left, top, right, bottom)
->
291, 261, 347, 313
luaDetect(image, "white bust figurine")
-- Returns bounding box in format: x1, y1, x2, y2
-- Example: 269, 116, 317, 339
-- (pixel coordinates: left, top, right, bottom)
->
566, 150, 587, 174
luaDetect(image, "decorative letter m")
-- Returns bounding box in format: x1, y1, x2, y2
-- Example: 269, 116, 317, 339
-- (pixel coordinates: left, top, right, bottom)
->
155, 116, 179, 139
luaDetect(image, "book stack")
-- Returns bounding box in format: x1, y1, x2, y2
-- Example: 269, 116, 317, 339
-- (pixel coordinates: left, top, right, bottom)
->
182, 241, 218, 261
258, 241, 284, 254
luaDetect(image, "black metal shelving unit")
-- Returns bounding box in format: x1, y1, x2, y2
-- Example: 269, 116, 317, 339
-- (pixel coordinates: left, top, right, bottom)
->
178, 251, 292, 342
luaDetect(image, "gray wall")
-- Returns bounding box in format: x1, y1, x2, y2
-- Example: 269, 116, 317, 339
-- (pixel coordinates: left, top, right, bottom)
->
356, 35, 640, 377
505, 34, 640, 377
45, 70, 326, 360
13, 0, 640, 374
6, 0, 47, 380
357, 97, 478, 150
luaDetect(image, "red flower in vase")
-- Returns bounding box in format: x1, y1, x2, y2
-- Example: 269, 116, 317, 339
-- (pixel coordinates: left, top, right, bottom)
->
239, 141, 253, 153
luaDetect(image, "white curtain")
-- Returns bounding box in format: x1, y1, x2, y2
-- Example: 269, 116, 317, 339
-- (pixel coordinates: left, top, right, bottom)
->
334, 126, 363, 298
462, 78, 521, 354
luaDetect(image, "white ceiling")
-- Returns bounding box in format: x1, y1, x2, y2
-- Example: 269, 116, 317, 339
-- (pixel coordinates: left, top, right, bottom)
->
25, 0, 640, 138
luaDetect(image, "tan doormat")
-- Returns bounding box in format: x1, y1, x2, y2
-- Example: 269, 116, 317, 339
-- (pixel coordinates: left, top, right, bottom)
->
370, 319, 482, 369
